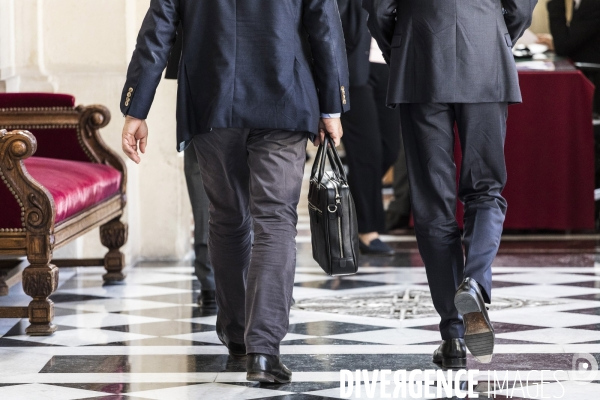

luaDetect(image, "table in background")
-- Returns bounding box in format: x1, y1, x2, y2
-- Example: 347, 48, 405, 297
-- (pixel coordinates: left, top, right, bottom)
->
456, 60, 596, 231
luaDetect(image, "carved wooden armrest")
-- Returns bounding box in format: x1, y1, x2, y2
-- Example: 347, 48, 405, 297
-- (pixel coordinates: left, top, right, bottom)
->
77, 106, 127, 196
0, 105, 127, 197
0, 129, 55, 231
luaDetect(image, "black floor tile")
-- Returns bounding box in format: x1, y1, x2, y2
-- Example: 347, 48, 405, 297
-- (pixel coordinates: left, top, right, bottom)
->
564, 323, 600, 331
50, 382, 201, 394
89, 337, 217, 347
127, 293, 197, 304
39, 354, 436, 373
562, 293, 600, 300
283, 338, 379, 346
229, 381, 339, 393
557, 281, 600, 288
294, 279, 394, 290
100, 321, 215, 336
255, 395, 338, 400
288, 321, 388, 336
407, 322, 545, 335
2, 319, 75, 337
491, 281, 531, 289
49, 293, 109, 303
560, 307, 600, 316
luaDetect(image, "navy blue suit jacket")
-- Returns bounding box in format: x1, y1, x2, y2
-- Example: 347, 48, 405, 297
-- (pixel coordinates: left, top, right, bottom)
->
121, 0, 351, 151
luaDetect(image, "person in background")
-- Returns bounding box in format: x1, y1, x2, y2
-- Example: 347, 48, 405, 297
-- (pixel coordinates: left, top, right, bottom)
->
165, 25, 215, 310
541, 0, 600, 113
337, 0, 401, 255
369, 38, 412, 233
364, 0, 536, 367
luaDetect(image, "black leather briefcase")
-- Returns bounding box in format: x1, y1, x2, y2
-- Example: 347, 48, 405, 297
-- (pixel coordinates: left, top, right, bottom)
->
308, 137, 359, 276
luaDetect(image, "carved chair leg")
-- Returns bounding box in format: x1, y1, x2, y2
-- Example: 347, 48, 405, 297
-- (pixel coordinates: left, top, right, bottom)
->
100, 219, 128, 282
22, 263, 59, 336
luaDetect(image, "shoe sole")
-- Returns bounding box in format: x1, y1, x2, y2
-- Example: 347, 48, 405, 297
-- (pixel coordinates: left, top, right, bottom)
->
455, 292, 494, 364
247, 371, 291, 384
433, 357, 467, 370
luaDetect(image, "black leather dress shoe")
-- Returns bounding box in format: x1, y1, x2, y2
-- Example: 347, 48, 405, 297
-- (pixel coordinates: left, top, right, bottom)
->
454, 277, 494, 363
359, 238, 395, 255
247, 353, 292, 383
197, 290, 217, 309
432, 338, 467, 369
216, 324, 246, 358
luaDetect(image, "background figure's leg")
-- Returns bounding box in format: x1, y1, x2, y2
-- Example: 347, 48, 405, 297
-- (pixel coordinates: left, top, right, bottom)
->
399, 103, 465, 340
369, 62, 409, 230
456, 103, 509, 303
341, 85, 386, 234
369, 62, 400, 173
192, 129, 252, 343
184, 145, 215, 292
244, 129, 307, 356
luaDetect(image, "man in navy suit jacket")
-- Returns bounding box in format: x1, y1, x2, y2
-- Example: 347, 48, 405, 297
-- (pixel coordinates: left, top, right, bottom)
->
364, 0, 536, 368
120, 0, 350, 383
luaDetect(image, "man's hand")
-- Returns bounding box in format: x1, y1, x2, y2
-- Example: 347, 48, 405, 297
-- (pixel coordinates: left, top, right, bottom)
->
536, 33, 554, 51
122, 116, 148, 164
315, 117, 343, 147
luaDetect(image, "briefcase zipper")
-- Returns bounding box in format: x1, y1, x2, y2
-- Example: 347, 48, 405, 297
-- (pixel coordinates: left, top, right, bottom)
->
308, 202, 322, 214
334, 187, 344, 259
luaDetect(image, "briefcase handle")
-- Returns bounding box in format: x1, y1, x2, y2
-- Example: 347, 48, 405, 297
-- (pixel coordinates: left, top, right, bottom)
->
310, 135, 348, 184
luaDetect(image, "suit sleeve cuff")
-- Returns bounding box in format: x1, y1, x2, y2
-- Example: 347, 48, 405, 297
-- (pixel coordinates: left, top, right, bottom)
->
320, 113, 341, 118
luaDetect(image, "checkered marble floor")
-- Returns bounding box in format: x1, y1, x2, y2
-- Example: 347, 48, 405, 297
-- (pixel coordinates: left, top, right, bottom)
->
1, 242, 600, 400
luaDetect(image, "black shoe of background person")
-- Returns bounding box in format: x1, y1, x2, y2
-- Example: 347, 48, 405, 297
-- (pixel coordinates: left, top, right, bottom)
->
197, 290, 217, 309
359, 238, 395, 255
432, 338, 467, 369
246, 353, 292, 383
216, 324, 246, 358
454, 277, 495, 363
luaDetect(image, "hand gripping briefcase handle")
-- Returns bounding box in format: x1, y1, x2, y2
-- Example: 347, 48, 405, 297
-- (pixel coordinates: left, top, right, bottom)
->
308, 136, 359, 276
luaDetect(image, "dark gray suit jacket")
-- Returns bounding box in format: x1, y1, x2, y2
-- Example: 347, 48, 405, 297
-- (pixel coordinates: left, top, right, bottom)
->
363, 0, 537, 105
121, 0, 350, 151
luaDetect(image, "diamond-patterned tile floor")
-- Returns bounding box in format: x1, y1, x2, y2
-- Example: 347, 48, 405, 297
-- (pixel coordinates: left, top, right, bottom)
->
1, 246, 599, 399
2, 175, 600, 399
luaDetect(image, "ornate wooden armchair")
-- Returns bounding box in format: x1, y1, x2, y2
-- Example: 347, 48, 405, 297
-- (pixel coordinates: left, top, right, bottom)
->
0, 93, 128, 335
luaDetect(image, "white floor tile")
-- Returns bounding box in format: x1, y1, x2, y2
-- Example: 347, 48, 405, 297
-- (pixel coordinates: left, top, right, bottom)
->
53, 313, 167, 328
0, 349, 53, 377
326, 328, 441, 345
0, 383, 107, 400
493, 272, 600, 285
490, 309, 600, 328
492, 284, 600, 299
497, 327, 600, 344
78, 272, 195, 285
58, 284, 191, 299
54, 298, 178, 313
493, 381, 600, 400
128, 382, 292, 400
5, 328, 155, 346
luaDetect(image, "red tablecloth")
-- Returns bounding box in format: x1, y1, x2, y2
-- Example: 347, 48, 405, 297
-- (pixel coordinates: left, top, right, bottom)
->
455, 69, 596, 230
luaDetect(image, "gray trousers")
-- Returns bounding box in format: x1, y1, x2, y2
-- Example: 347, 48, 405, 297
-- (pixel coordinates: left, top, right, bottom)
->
184, 145, 215, 290
399, 102, 508, 340
192, 128, 307, 355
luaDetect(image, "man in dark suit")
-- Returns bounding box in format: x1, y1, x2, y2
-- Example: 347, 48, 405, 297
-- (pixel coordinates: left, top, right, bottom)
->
164, 25, 216, 311
120, 0, 350, 383
547, 0, 600, 112
364, 0, 537, 367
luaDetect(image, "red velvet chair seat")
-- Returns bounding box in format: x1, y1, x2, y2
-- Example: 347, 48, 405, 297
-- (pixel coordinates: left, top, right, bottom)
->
23, 157, 122, 223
